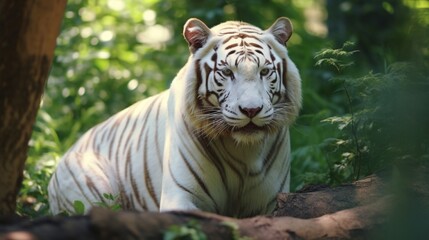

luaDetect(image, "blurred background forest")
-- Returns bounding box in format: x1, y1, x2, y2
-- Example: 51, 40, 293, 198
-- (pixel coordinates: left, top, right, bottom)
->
19, 0, 429, 218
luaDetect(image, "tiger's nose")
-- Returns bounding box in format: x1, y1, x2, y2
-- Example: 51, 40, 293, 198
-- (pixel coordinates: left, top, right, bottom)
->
239, 106, 262, 118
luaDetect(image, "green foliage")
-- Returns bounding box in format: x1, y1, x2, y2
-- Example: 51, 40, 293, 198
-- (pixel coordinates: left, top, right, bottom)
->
60, 193, 122, 216
314, 41, 359, 71
95, 193, 122, 211
290, 42, 359, 189
72, 193, 121, 215
164, 221, 207, 240
294, 36, 429, 187
221, 221, 252, 240
315, 44, 429, 183
326, 0, 421, 71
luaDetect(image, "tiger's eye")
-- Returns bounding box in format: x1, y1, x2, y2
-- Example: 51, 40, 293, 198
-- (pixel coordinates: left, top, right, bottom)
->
260, 68, 270, 76
222, 68, 233, 76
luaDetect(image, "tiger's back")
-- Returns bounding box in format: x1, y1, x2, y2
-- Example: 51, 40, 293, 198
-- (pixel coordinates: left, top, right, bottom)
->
48, 17, 302, 218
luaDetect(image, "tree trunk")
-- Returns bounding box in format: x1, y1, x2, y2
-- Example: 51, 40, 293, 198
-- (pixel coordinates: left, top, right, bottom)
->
0, 0, 66, 216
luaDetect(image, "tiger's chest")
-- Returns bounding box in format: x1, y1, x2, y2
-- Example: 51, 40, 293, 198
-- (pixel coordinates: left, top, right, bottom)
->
220, 168, 286, 217
183, 133, 291, 217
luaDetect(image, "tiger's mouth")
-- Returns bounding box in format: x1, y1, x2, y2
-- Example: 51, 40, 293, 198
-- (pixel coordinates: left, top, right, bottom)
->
233, 122, 267, 134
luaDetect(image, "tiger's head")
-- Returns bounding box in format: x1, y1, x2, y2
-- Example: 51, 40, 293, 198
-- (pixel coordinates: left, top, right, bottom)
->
182, 17, 302, 144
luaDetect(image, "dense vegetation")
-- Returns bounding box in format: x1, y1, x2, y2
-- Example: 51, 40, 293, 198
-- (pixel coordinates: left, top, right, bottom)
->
18, 0, 428, 218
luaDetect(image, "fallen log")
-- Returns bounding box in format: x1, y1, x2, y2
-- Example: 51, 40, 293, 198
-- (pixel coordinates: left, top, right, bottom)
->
1, 198, 389, 240
274, 174, 385, 218
0, 175, 388, 240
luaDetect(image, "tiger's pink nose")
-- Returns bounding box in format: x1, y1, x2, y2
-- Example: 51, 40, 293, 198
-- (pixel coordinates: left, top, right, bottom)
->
239, 106, 262, 118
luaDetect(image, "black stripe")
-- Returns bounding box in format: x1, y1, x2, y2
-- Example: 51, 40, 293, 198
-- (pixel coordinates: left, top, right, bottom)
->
182, 119, 211, 161
124, 145, 145, 210
225, 50, 236, 59
85, 175, 105, 204
213, 73, 224, 87
153, 97, 163, 169
267, 161, 291, 210
86, 128, 97, 150
197, 136, 228, 190
278, 162, 290, 192
53, 173, 65, 211
115, 111, 132, 158
144, 132, 159, 208
282, 58, 288, 87
123, 108, 141, 152
168, 160, 205, 204
137, 96, 162, 152
270, 51, 276, 62
176, 130, 206, 173
64, 156, 94, 205
98, 121, 111, 140
248, 42, 263, 48
178, 149, 219, 212
219, 141, 245, 189
248, 131, 283, 176
225, 43, 238, 50
124, 142, 132, 180
195, 59, 202, 98
218, 96, 227, 105
204, 62, 213, 99
62, 197, 75, 213
107, 120, 120, 160
264, 131, 286, 175
114, 112, 133, 188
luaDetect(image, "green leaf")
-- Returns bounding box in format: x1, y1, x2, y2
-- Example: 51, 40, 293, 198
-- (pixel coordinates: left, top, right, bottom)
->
103, 193, 114, 201
163, 221, 207, 240
73, 200, 86, 215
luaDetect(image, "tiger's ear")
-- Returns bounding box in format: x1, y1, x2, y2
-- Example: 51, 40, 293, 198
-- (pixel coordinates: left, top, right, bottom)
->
267, 17, 293, 44
183, 18, 212, 53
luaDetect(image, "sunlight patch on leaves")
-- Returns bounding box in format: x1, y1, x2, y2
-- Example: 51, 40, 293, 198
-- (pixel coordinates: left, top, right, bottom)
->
314, 41, 359, 72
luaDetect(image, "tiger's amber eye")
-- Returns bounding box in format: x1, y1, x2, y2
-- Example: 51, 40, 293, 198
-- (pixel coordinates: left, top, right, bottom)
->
222, 68, 233, 76
260, 68, 270, 76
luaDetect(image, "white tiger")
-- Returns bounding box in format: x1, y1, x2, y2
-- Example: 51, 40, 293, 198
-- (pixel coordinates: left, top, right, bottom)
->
48, 17, 302, 218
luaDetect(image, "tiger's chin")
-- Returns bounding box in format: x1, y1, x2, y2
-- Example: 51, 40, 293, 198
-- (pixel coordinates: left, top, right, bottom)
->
231, 131, 266, 145
230, 123, 269, 145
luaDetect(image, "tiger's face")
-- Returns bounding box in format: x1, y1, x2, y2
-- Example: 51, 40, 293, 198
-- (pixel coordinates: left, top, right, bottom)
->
183, 18, 301, 144
199, 40, 288, 143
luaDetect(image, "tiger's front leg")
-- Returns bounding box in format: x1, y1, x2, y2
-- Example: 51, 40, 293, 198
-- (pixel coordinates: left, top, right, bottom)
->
158, 133, 224, 213
159, 158, 220, 212
159, 171, 200, 212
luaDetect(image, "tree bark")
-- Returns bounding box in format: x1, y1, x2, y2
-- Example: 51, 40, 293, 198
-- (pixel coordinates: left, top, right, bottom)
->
0, 0, 66, 216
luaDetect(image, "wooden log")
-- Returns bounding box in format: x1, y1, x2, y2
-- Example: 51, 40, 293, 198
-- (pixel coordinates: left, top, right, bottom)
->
0, 197, 389, 240
0, 175, 388, 240
274, 175, 385, 218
